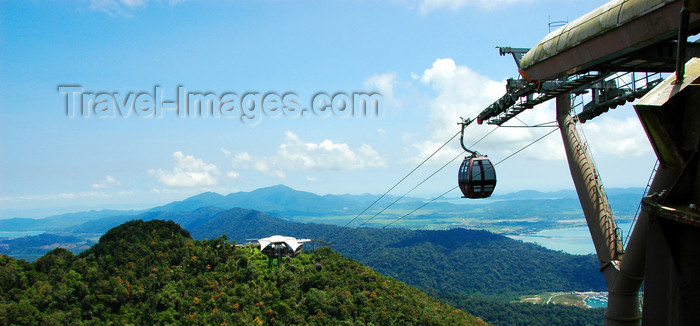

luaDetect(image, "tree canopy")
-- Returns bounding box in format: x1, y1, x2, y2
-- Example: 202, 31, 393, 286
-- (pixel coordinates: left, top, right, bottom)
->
0, 219, 486, 325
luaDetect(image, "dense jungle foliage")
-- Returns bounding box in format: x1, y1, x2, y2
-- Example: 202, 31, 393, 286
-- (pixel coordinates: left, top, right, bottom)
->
0, 219, 486, 325
432, 291, 604, 326
187, 208, 605, 298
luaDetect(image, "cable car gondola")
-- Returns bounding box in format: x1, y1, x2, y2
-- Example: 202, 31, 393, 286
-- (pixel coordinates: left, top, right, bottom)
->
459, 154, 496, 198
457, 119, 497, 199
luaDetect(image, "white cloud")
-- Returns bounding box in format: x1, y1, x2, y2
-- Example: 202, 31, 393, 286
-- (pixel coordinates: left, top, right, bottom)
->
149, 151, 221, 187
89, 0, 142, 17
419, 58, 505, 140
91, 175, 121, 189
581, 116, 651, 157
231, 131, 387, 178
226, 171, 240, 180
415, 58, 567, 162
412, 140, 464, 164
364, 72, 398, 103
233, 152, 253, 162
221, 147, 233, 158
415, 0, 531, 13
414, 57, 650, 165
88, 0, 183, 17
121, 0, 146, 7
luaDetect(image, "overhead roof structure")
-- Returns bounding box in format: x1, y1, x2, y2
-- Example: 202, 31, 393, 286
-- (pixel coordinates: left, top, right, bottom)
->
519, 0, 700, 82
478, 0, 700, 127
257, 235, 311, 257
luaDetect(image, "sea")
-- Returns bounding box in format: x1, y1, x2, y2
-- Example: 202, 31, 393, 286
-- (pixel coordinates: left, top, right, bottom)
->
508, 220, 635, 255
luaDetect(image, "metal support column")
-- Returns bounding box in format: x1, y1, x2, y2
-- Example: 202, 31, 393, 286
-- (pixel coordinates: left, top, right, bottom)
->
556, 93, 645, 325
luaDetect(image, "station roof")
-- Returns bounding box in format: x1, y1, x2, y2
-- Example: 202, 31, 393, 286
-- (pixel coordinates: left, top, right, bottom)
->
519, 0, 700, 81
257, 235, 311, 252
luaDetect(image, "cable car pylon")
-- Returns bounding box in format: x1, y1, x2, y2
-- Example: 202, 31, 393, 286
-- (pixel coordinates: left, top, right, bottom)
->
457, 118, 497, 199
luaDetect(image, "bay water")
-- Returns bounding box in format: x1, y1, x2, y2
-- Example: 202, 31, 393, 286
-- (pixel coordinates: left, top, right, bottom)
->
508, 220, 635, 255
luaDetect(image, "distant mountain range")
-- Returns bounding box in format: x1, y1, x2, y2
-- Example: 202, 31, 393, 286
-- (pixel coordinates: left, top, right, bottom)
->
0, 184, 645, 233
149, 185, 379, 215
492, 187, 646, 200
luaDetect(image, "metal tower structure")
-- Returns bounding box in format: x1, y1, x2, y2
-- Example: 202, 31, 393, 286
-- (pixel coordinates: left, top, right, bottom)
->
472, 1, 700, 324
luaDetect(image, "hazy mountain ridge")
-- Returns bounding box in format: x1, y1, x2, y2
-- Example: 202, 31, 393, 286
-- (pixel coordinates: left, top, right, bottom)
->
0, 233, 95, 261
1, 185, 645, 263
1, 185, 645, 233
0, 209, 140, 232
149, 185, 376, 216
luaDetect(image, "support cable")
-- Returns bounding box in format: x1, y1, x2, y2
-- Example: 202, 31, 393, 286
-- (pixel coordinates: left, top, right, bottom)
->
358, 152, 464, 227
357, 126, 499, 228
384, 126, 559, 228
384, 186, 459, 228
328, 129, 462, 240
623, 159, 659, 247
492, 127, 559, 166
500, 120, 558, 128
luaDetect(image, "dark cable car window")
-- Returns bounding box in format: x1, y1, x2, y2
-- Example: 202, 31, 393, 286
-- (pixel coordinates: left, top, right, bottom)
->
459, 156, 496, 199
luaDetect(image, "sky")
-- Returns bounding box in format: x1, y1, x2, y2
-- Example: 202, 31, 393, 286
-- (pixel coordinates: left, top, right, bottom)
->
0, 0, 659, 216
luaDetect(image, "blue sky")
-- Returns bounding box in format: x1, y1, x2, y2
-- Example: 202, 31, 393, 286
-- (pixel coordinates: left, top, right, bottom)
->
0, 0, 658, 215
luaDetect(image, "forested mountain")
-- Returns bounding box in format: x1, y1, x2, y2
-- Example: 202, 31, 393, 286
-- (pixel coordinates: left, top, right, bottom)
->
1, 185, 629, 325
1, 210, 607, 325
0, 220, 486, 325
4, 207, 606, 297
178, 208, 608, 325
183, 208, 605, 298
433, 292, 603, 326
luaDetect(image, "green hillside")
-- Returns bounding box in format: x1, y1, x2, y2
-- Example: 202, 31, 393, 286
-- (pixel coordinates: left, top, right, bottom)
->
187, 209, 607, 326
187, 208, 605, 298
0, 220, 486, 325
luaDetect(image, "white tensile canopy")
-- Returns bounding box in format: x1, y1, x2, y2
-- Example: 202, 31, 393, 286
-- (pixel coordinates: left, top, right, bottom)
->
257, 235, 311, 252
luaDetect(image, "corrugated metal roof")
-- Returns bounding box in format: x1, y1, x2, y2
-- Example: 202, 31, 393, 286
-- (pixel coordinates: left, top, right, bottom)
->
519, 0, 681, 80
